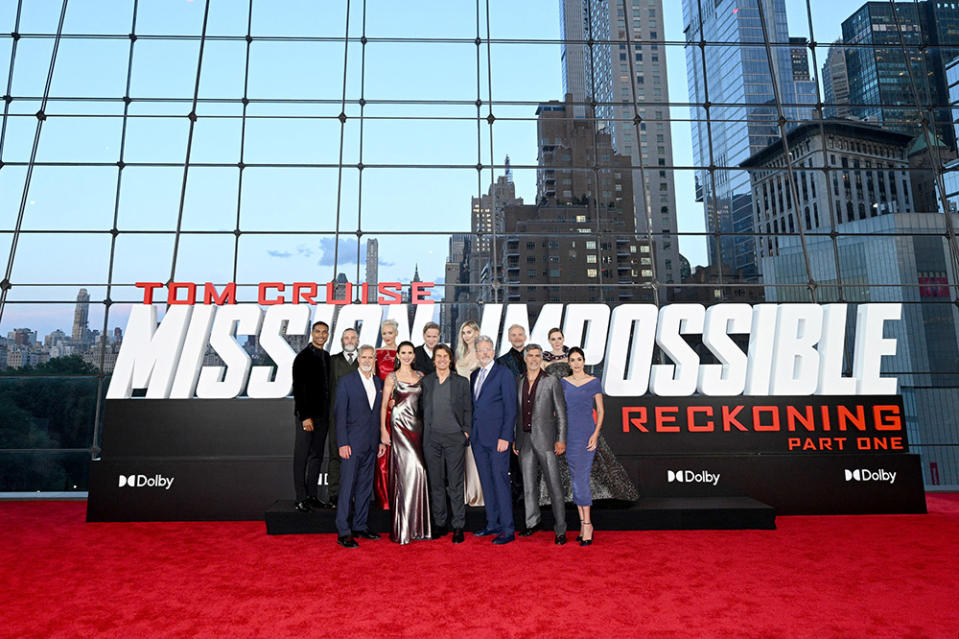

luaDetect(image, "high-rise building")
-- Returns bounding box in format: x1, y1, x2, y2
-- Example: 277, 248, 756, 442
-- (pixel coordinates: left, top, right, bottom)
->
470, 167, 523, 299
822, 41, 851, 119
741, 121, 916, 263
492, 96, 647, 309
72, 288, 90, 346
560, 0, 681, 286
842, 1, 955, 150
365, 238, 378, 303
790, 37, 818, 122
441, 233, 473, 341
682, 0, 797, 281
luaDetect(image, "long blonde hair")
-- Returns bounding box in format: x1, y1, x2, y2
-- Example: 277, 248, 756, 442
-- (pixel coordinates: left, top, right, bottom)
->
456, 320, 480, 360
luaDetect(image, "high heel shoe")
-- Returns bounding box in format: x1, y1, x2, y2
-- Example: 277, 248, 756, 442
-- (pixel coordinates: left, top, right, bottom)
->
579, 522, 593, 546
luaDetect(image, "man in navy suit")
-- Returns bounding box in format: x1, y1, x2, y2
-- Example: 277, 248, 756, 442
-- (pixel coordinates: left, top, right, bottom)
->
470, 335, 519, 544
334, 345, 386, 548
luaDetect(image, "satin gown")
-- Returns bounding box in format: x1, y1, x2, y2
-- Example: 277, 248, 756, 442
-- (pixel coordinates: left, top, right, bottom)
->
387, 373, 431, 544
374, 349, 397, 510
455, 351, 484, 507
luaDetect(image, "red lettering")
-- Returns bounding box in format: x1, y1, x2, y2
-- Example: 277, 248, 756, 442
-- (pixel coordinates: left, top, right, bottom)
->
722, 405, 747, 432
752, 406, 780, 431
838, 405, 866, 431
167, 282, 196, 305
412, 282, 434, 304
788, 437, 801, 450
258, 282, 285, 305
360, 283, 370, 304
135, 282, 164, 304
326, 281, 352, 305
203, 282, 236, 305
802, 438, 817, 450
820, 404, 831, 432
292, 282, 317, 305
622, 407, 648, 432
378, 282, 402, 304
818, 437, 833, 451
786, 405, 815, 432
873, 405, 902, 431
890, 437, 904, 450
687, 406, 714, 432
655, 406, 679, 432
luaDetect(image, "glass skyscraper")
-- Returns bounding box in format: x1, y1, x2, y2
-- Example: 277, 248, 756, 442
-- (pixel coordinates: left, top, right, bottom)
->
682, 0, 797, 280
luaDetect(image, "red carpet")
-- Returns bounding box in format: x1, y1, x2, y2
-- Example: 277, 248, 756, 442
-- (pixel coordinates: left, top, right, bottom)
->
2, 496, 959, 638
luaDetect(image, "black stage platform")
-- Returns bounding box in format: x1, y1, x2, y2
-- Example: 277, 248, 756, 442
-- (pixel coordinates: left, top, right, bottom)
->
264, 496, 776, 535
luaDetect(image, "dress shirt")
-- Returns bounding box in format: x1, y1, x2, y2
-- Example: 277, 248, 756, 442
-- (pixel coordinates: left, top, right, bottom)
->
359, 370, 376, 409
474, 359, 494, 399
521, 370, 543, 432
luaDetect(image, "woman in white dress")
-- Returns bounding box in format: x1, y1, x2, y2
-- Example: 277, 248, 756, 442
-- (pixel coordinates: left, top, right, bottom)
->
454, 320, 483, 507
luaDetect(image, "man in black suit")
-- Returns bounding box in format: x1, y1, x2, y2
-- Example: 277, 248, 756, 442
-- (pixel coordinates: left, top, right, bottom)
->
291, 321, 331, 512
496, 323, 527, 378
420, 343, 472, 543
327, 327, 360, 505
413, 321, 441, 375
334, 345, 385, 548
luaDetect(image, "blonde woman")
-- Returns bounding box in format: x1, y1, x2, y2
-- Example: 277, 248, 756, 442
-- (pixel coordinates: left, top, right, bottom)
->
373, 318, 400, 510
455, 320, 484, 507
455, 320, 480, 377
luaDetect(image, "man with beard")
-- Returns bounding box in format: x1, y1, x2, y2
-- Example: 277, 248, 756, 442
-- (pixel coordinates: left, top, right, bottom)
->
326, 327, 360, 506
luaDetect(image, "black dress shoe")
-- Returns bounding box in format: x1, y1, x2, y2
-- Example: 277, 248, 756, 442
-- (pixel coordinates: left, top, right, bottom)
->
337, 535, 359, 549
452, 529, 465, 544
474, 527, 500, 537
295, 500, 311, 513
306, 496, 331, 509
352, 530, 381, 540
432, 526, 448, 539
555, 534, 567, 546
519, 523, 542, 537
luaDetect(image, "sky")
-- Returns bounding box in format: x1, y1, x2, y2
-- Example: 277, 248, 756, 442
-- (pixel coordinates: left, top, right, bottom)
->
0, 0, 868, 338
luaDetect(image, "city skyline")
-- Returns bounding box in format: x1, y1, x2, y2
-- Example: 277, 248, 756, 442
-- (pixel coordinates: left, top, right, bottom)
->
0, 0, 864, 338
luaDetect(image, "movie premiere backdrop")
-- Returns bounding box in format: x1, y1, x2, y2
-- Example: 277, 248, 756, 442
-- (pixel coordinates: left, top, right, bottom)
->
86, 280, 926, 521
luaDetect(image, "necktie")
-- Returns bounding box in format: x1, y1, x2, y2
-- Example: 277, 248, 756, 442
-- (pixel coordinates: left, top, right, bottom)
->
475, 367, 488, 400
346, 353, 354, 364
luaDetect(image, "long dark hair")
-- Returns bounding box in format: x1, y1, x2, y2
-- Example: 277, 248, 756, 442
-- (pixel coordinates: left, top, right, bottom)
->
567, 346, 586, 366
396, 340, 417, 371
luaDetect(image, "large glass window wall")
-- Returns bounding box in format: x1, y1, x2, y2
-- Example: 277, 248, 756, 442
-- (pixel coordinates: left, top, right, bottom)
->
1, 0, 958, 491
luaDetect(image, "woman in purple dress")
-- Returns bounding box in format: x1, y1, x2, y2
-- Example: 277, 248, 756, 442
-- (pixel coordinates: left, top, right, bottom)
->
561, 347, 602, 546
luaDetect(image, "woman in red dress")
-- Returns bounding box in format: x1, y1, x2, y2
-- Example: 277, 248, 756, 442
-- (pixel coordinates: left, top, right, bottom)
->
373, 319, 399, 509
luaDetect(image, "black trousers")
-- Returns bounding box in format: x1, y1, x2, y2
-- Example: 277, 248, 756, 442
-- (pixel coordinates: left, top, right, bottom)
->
326, 417, 340, 500
293, 415, 329, 502
424, 430, 467, 529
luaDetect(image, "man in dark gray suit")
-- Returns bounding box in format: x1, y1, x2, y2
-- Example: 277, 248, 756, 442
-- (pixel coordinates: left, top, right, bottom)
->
513, 343, 568, 545
327, 327, 360, 504
420, 343, 472, 544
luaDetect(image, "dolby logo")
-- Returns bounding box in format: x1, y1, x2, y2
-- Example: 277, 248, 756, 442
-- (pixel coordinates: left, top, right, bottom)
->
844, 469, 896, 484
667, 470, 720, 486
118, 474, 175, 490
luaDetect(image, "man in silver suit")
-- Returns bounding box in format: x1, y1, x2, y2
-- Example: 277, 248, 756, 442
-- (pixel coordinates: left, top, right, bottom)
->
513, 343, 568, 545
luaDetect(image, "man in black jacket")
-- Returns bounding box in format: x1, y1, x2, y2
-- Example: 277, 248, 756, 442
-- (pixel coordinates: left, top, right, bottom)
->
413, 321, 441, 375
420, 343, 472, 543
496, 324, 527, 378
292, 321, 332, 512
327, 327, 360, 505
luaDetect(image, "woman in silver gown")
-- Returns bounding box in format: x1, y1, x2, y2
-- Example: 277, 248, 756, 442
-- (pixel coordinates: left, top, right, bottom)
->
379, 341, 431, 544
